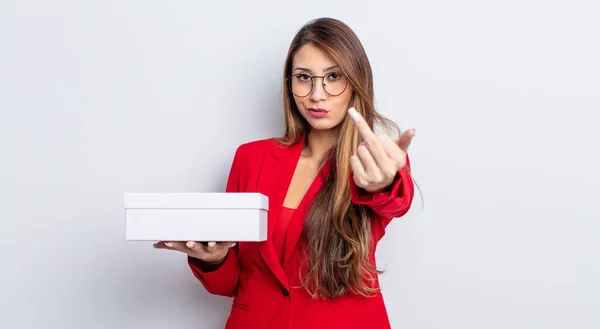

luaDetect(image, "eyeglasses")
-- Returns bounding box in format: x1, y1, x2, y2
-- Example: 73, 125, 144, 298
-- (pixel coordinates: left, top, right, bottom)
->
285, 72, 348, 98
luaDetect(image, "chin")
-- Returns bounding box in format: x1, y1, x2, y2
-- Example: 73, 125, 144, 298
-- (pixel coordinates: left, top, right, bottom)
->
305, 119, 340, 131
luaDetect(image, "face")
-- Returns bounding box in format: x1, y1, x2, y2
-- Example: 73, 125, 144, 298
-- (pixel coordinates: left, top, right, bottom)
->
290, 43, 353, 132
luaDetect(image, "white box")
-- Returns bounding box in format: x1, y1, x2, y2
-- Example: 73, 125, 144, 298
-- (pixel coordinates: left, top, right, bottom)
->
124, 193, 268, 242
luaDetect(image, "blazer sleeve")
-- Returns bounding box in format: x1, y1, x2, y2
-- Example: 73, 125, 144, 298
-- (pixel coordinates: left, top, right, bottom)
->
187, 144, 246, 297
349, 153, 415, 225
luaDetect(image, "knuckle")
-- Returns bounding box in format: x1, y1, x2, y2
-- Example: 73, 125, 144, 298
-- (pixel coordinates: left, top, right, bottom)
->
363, 173, 375, 184
397, 159, 405, 168
354, 175, 367, 187
364, 137, 376, 147
384, 166, 396, 179
395, 153, 406, 164
357, 145, 368, 155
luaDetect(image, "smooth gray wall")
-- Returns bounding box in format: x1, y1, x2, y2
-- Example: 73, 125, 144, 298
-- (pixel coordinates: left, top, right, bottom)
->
1, 1, 599, 328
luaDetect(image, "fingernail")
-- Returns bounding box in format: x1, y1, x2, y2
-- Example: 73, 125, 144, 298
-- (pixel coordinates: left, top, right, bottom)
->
348, 107, 361, 122
231, 242, 236, 247
165, 242, 173, 248
208, 242, 216, 248
186, 241, 195, 248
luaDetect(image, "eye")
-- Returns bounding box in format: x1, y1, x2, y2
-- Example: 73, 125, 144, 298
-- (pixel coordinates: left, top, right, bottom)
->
327, 72, 342, 81
295, 74, 311, 81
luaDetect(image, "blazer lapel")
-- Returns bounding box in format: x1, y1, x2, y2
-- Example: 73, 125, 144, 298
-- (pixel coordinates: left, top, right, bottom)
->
282, 156, 332, 266
255, 136, 304, 289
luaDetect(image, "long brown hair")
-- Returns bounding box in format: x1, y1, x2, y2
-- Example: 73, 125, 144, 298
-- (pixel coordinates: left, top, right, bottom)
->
276, 18, 410, 299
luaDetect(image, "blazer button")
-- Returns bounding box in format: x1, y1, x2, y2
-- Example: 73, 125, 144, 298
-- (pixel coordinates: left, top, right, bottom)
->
281, 287, 290, 296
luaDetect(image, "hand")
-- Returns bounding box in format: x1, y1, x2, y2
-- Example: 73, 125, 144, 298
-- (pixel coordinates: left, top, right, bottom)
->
154, 241, 236, 265
348, 107, 415, 193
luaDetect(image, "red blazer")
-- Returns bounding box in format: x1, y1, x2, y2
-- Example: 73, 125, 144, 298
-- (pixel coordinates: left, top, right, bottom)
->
188, 136, 414, 329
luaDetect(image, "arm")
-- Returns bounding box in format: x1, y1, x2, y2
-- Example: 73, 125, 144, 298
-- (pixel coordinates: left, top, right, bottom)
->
187, 144, 246, 297
187, 248, 239, 297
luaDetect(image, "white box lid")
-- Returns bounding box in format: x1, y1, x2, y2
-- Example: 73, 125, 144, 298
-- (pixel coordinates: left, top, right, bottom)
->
124, 193, 268, 210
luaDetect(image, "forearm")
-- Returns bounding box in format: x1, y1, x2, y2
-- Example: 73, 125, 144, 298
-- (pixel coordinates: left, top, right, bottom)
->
188, 248, 240, 297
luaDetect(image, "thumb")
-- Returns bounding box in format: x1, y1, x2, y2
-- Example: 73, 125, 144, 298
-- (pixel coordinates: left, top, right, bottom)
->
396, 128, 416, 152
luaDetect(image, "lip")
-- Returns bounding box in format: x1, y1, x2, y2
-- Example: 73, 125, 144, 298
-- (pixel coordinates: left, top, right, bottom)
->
307, 108, 329, 118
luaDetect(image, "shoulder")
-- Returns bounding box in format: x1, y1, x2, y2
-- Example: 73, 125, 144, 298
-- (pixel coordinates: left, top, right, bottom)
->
237, 137, 281, 152
232, 137, 284, 160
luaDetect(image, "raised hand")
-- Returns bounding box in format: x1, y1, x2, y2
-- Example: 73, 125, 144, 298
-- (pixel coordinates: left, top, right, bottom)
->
348, 107, 415, 193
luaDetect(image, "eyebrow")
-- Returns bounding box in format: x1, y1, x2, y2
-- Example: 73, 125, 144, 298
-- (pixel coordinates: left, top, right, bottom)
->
294, 65, 339, 73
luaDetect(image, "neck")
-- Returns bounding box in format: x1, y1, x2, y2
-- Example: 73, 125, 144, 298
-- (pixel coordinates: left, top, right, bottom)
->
303, 127, 340, 160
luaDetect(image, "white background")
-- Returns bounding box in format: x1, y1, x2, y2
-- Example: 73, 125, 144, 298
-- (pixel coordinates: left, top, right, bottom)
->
1, 1, 599, 328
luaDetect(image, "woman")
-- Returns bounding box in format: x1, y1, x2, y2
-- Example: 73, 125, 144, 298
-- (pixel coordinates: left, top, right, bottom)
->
155, 17, 416, 329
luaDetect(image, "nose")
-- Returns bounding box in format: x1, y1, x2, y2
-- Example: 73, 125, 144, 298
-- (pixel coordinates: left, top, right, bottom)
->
309, 78, 326, 102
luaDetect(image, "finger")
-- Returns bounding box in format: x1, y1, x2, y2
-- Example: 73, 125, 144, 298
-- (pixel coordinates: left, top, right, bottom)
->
185, 241, 208, 254
201, 242, 236, 261
350, 154, 366, 177
350, 154, 367, 186
396, 128, 416, 152
154, 241, 175, 249
379, 135, 405, 167
348, 107, 376, 141
163, 241, 189, 253
202, 241, 234, 255
348, 107, 388, 165
204, 241, 219, 253
357, 143, 379, 175
217, 241, 237, 252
